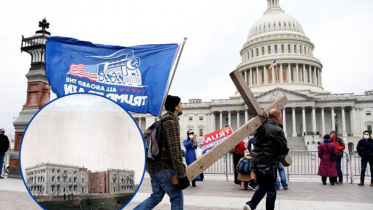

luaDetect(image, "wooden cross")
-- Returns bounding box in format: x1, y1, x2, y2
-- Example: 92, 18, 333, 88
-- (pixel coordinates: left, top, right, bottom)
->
186, 69, 289, 180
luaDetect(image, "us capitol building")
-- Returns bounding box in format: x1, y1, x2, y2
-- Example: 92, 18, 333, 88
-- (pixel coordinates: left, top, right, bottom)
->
132, 0, 373, 145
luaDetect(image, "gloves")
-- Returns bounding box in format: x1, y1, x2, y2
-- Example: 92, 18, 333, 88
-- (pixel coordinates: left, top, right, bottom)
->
172, 175, 190, 190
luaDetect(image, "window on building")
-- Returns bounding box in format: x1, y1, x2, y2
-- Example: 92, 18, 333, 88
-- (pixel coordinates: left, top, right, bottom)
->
275, 45, 278, 53
274, 22, 276, 28
256, 48, 258, 56
288, 44, 291, 53
251, 50, 254, 58
304, 46, 307, 55
268, 46, 271, 54
189, 116, 193, 121
268, 23, 270, 29
367, 125, 372, 133
199, 116, 203, 120
262, 46, 265, 55
264, 24, 266, 30
247, 51, 250, 59
367, 111, 371, 116
284, 22, 286, 26
281, 44, 284, 53
279, 22, 281, 27
300, 46, 302, 54
82, 178, 84, 183
199, 129, 204, 137
100, 181, 102, 184
294, 45, 297, 53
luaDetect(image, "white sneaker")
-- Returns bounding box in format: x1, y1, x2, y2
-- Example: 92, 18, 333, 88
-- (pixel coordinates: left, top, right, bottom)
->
243, 205, 251, 210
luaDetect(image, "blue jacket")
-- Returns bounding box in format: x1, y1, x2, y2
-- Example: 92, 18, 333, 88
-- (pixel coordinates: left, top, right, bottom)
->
183, 138, 198, 165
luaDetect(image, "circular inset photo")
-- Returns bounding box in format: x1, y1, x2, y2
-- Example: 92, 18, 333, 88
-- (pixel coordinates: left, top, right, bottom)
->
20, 94, 146, 210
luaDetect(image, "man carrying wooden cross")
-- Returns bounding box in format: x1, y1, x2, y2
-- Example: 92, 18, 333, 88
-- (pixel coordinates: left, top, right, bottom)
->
243, 109, 289, 210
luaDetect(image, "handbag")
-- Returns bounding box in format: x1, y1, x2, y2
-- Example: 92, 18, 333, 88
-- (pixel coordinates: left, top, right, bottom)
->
279, 154, 292, 167
325, 143, 336, 161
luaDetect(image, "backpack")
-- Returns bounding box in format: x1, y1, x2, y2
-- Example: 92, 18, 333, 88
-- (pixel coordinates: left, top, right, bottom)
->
143, 117, 174, 160
237, 156, 252, 175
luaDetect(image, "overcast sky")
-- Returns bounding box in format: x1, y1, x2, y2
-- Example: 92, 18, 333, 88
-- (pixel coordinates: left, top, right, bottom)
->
1, 0, 373, 134
20, 94, 145, 184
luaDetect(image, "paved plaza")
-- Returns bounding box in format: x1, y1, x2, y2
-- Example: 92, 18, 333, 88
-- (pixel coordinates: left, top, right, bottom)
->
1, 174, 372, 210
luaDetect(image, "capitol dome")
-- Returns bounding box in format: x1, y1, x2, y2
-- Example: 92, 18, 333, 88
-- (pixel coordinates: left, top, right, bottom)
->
235, 0, 330, 97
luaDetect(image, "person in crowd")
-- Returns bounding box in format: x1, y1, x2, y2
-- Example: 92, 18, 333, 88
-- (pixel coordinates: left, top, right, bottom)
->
0, 128, 10, 179
237, 155, 258, 190
318, 134, 338, 185
330, 130, 345, 184
234, 140, 247, 186
247, 131, 256, 154
183, 131, 199, 187
134, 95, 188, 210
356, 130, 373, 186
244, 109, 289, 210
275, 161, 288, 190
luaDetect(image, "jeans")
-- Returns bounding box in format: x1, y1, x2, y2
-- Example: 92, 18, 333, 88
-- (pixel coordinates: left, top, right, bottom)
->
246, 165, 277, 210
336, 157, 343, 183
0, 154, 4, 176
360, 157, 373, 183
275, 162, 288, 189
134, 169, 183, 210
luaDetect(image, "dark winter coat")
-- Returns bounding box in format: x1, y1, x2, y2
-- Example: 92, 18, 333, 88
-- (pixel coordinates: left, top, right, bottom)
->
251, 119, 289, 166
356, 138, 373, 159
318, 139, 338, 177
0, 134, 10, 155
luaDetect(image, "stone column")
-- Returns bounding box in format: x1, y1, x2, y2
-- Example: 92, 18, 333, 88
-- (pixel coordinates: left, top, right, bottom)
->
211, 112, 215, 131
282, 108, 287, 137
313, 66, 317, 85
280, 64, 283, 83
296, 64, 299, 83
292, 107, 297, 137
342, 106, 347, 137
264, 65, 268, 84
308, 65, 312, 84
219, 111, 222, 129
244, 70, 248, 85
228, 111, 231, 127
331, 107, 335, 131
256, 67, 260, 85
351, 107, 357, 136
249, 68, 253, 87
287, 64, 291, 83
321, 107, 326, 136
139, 118, 142, 132
237, 111, 240, 129
320, 69, 323, 86
312, 106, 316, 134
303, 65, 306, 83
302, 107, 306, 136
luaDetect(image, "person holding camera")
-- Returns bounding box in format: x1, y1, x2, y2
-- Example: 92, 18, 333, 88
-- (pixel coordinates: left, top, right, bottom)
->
318, 134, 338, 185
183, 131, 199, 187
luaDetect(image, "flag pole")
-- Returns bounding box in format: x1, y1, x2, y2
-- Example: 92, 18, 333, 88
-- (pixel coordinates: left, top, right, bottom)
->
158, 37, 187, 118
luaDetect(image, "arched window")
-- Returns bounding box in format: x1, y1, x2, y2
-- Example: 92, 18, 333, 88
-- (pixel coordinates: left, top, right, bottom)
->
247, 51, 250, 60
304, 46, 307, 55
274, 22, 276, 28
264, 24, 266, 30
300, 46, 302, 54
251, 50, 254, 58
262, 47, 265, 55
275, 45, 278, 53
256, 48, 259, 56
284, 22, 286, 27
281, 44, 284, 53
294, 45, 297, 53
268, 23, 271, 29
288, 44, 291, 53
279, 22, 281, 27
268, 46, 271, 54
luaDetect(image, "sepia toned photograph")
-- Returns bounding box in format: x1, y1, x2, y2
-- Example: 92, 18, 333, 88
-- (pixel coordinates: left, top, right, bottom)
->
20, 94, 145, 210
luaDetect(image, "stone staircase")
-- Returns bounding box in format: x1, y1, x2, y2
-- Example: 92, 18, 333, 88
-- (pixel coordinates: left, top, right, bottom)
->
286, 137, 308, 151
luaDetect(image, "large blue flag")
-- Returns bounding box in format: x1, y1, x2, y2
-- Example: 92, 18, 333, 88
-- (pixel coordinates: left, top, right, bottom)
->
46, 36, 180, 116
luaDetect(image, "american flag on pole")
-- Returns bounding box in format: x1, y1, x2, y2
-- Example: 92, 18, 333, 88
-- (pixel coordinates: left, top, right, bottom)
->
66, 63, 98, 81
269, 60, 277, 70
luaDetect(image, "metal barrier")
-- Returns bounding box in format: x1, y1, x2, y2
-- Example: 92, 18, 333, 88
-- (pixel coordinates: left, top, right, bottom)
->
203, 150, 354, 183
349, 152, 372, 183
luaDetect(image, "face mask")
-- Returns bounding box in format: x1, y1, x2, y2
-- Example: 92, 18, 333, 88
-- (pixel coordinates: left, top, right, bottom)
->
189, 135, 193, 139
364, 135, 369, 140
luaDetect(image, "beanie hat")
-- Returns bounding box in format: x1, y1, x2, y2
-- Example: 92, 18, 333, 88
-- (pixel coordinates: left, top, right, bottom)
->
165, 95, 181, 112
323, 134, 330, 140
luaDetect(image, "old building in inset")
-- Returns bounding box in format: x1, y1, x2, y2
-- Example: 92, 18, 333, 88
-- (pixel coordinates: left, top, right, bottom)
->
88, 169, 135, 194
25, 163, 88, 196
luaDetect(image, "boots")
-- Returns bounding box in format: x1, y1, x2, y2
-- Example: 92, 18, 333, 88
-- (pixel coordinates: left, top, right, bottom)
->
358, 182, 364, 186
192, 180, 196, 187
